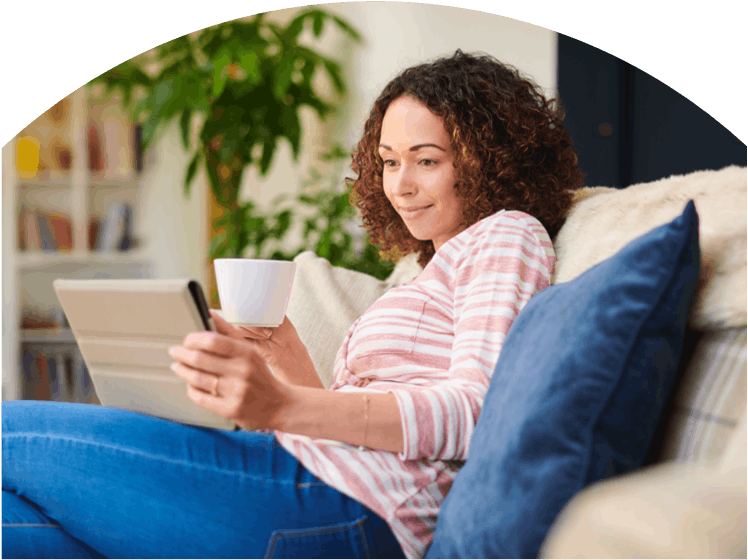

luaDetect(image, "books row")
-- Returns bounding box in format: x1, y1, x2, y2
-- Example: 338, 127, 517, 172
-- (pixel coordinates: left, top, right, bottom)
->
21, 347, 95, 403
18, 200, 137, 253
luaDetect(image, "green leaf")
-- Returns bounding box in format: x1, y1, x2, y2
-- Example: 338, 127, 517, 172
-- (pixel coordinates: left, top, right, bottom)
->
139, 112, 160, 152
239, 51, 261, 83
184, 152, 200, 198
212, 49, 231, 98
208, 232, 229, 259
312, 11, 325, 37
272, 210, 292, 238
154, 81, 172, 105
259, 136, 277, 175
281, 107, 301, 159
331, 15, 362, 42
179, 109, 192, 150
322, 58, 345, 93
303, 217, 316, 239
273, 56, 295, 100
321, 143, 349, 161
285, 13, 306, 39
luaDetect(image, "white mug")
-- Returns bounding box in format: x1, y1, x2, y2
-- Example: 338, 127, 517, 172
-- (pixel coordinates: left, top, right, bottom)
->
213, 259, 296, 327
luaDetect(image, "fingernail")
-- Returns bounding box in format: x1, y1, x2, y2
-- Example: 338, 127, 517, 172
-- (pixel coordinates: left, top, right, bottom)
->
262, 329, 273, 338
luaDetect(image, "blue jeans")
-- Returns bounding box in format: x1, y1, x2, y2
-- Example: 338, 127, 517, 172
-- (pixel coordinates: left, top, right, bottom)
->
2, 401, 405, 559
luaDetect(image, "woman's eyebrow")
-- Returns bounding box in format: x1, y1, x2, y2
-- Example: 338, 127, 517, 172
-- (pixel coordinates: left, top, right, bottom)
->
378, 143, 447, 152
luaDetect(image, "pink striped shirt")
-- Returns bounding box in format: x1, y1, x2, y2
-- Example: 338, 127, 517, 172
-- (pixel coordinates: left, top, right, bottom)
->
275, 210, 555, 558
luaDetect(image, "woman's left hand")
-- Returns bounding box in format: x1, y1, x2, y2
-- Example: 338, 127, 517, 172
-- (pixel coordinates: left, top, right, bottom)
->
168, 329, 290, 430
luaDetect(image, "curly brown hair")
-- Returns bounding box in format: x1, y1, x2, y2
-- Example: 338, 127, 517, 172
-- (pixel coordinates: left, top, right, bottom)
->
348, 50, 585, 268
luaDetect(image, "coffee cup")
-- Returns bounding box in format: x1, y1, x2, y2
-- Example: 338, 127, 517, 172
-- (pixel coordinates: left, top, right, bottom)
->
213, 259, 296, 327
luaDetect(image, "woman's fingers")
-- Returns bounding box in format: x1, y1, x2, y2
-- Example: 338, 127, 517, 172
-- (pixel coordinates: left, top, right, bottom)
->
170, 361, 219, 394
209, 310, 243, 338
169, 333, 258, 377
179, 330, 242, 358
209, 310, 273, 340
237, 326, 273, 339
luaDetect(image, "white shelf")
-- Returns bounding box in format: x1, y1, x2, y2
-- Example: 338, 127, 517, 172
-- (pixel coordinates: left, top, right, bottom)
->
4, 86, 152, 402
18, 177, 74, 190
21, 328, 77, 344
17, 250, 151, 269
18, 176, 140, 190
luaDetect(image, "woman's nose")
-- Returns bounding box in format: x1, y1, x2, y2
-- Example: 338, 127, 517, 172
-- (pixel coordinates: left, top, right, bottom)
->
391, 165, 416, 196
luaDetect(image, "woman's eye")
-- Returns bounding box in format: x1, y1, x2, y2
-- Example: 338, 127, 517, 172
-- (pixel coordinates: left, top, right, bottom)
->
383, 159, 398, 167
420, 159, 436, 166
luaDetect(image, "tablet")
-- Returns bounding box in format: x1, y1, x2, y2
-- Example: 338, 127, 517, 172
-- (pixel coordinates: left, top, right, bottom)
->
53, 278, 237, 430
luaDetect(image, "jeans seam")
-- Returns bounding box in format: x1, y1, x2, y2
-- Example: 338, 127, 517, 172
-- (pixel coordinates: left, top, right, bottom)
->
2, 523, 62, 528
295, 482, 327, 488
3, 433, 295, 485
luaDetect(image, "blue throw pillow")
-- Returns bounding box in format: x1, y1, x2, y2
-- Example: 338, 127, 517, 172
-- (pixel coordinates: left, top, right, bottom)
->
426, 200, 701, 559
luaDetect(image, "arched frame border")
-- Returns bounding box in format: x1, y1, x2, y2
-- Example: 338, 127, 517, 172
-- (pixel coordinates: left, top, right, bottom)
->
1, 0, 746, 147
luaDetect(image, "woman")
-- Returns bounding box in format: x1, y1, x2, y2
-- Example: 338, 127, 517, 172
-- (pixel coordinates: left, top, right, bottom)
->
3, 50, 583, 559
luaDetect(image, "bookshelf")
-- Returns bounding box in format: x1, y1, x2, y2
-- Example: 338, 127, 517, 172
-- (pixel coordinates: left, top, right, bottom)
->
2, 87, 154, 402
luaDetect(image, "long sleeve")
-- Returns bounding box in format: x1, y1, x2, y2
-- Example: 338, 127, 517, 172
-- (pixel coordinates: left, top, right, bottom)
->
389, 212, 554, 461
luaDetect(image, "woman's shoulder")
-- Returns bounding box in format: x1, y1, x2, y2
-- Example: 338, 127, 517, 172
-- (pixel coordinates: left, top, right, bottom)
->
459, 209, 551, 246
435, 209, 555, 276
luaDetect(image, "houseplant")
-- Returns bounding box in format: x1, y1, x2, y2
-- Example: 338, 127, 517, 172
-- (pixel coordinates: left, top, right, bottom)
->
89, 9, 393, 288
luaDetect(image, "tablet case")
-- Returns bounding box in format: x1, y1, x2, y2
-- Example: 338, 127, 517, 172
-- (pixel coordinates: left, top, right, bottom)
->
53, 278, 237, 430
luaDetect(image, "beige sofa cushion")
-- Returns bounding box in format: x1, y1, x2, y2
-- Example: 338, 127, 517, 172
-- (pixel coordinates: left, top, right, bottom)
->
540, 409, 747, 559
658, 327, 747, 462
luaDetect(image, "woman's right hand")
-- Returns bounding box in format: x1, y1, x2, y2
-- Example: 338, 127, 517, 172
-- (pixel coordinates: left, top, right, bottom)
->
209, 310, 325, 389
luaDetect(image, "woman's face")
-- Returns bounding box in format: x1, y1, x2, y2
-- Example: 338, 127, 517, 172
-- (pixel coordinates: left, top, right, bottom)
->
379, 96, 464, 252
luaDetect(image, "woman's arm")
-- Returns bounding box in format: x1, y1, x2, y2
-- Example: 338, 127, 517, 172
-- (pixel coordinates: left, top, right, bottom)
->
169, 321, 404, 453
274, 385, 403, 453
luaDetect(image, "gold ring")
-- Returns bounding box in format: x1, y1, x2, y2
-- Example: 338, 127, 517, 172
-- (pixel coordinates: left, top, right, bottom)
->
210, 375, 219, 396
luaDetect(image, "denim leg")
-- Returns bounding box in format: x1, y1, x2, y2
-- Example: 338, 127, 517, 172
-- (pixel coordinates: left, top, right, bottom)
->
2, 490, 104, 558
2, 401, 404, 559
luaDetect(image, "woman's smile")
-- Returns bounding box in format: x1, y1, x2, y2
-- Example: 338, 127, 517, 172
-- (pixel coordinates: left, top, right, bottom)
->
398, 204, 433, 219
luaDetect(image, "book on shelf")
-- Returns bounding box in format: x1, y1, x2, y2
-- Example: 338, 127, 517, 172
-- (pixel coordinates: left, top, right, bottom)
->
48, 355, 61, 400
134, 124, 143, 173
22, 349, 52, 401
88, 215, 101, 250
18, 206, 74, 254
22, 206, 41, 251
18, 206, 26, 251
49, 213, 73, 251
98, 200, 134, 252
36, 210, 57, 251
22, 347, 93, 403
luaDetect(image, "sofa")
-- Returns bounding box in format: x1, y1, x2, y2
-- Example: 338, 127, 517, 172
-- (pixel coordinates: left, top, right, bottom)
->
284, 165, 747, 558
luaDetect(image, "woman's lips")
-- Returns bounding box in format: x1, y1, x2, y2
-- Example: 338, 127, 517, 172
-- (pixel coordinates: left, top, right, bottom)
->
399, 205, 432, 219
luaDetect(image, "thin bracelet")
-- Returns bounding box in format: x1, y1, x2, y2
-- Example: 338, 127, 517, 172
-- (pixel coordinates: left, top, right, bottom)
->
359, 394, 370, 451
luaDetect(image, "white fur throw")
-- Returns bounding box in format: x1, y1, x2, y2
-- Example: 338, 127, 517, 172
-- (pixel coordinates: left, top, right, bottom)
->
554, 165, 747, 331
